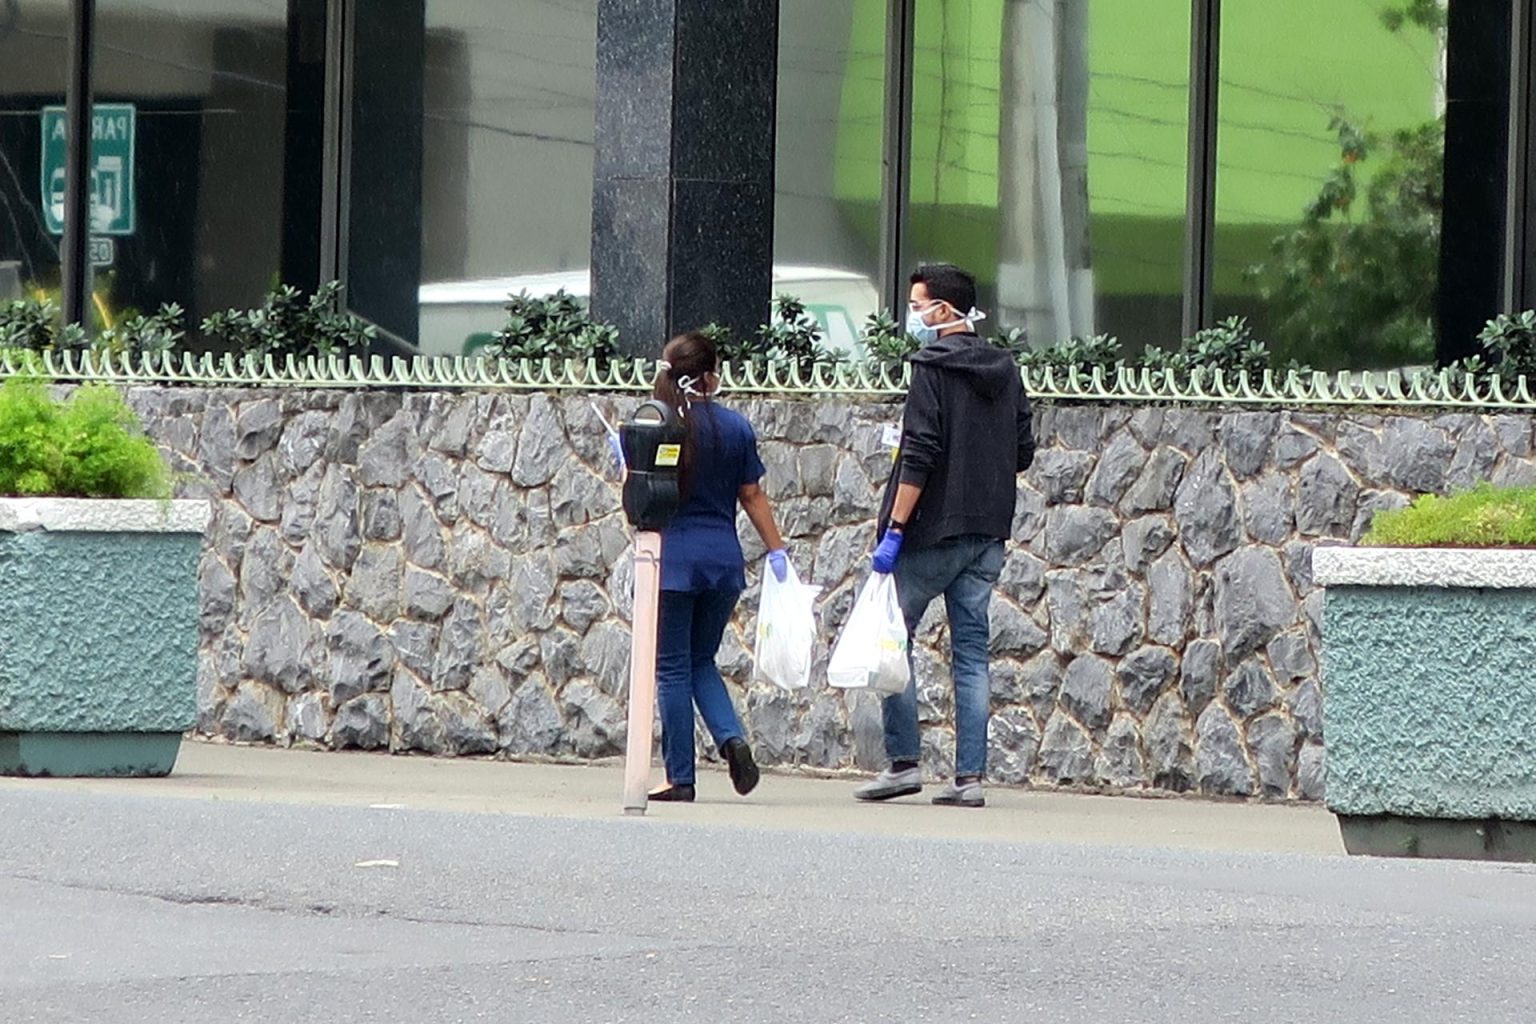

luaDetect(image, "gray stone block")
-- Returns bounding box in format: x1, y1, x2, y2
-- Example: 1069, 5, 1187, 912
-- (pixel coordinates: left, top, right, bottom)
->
1213, 545, 1296, 661
1224, 657, 1278, 720
1029, 449, 1096, 504
1088, 584, 1144, 656
1145, 692, 1195, 791
333, 693, 389, 750
1121, 447, 1188, 515
1248, 713, 1297, 798
1173, 450, 1240, 566
1037, 710, 1094, 783
498, 675, 564, 755
1241, 474, 1294, 546
1180, 638, 1222, 715
1095, 713, 1146, 788
1296, 453, 1359, 538
244, 598, 319, 695
1117, 645, 1177, 715
1195, 703, 1254, 796
326, 611, 394, 705
563, 679, 626, 758
1061, 654, 1113, 731
1086, 432, 1146, 507
987, 707, 1040, 784
1042, 505, 1118, 566
222, 683, 285, 743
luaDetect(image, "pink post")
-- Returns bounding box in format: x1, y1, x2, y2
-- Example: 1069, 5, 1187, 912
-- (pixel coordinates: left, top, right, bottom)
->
622, 531, 664, 814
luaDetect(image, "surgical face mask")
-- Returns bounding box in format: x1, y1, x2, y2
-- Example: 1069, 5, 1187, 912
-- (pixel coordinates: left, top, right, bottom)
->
906, 302, 987, 346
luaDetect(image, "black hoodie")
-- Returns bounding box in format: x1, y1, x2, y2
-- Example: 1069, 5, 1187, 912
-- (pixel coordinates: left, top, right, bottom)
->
877, 332, 1035, 552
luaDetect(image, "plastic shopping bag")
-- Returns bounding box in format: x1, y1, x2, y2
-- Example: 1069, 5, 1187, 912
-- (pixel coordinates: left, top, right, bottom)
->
754, 559, 820, 691
826, 573, 910, 695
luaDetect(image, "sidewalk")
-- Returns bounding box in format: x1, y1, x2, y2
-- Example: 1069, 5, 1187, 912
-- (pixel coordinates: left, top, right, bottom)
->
0, 738, 1344, 856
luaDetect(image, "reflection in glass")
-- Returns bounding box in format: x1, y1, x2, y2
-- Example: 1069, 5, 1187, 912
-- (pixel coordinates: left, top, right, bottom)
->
87, 2, 289, 328
906, 0, 1190, 350
0, 1, 72, 302
1214, 1, 1445, 369
773, 0, 885, 352
416, 0, 598, 357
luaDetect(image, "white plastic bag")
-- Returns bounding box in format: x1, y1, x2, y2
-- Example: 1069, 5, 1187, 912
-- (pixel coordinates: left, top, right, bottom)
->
827, 573, 910, 695
754, 559, 820, 691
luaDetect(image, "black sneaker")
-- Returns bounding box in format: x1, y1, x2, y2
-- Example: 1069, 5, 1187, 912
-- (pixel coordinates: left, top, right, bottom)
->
723, 738, 760, 796
648, 784, 695, 802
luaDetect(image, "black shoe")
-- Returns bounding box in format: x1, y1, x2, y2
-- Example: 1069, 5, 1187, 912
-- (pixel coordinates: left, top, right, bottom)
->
723, 738, 760, 796
648, 784, 695, 802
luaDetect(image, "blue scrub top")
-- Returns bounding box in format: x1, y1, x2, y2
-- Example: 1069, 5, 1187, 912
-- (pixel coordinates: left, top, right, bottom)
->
660, 403, 766, 594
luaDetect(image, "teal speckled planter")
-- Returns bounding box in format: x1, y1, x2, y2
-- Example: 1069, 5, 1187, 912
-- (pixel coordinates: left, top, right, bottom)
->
1315, 547, 1536, 862
0, 498, 210, 777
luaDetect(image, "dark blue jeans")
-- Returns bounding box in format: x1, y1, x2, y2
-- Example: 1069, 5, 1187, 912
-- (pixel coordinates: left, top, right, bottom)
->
884, 535, 1005, 778
657, 588, 746, 786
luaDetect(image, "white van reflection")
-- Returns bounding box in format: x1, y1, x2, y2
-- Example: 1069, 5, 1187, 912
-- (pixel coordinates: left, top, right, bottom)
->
416, 266, 879, 359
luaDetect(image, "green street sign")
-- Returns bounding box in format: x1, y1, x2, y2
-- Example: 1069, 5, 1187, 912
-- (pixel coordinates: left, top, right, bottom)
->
40, 103, 136, 236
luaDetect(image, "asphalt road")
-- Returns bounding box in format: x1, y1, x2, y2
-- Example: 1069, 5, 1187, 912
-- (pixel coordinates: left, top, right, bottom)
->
4, 781, 1536, 1023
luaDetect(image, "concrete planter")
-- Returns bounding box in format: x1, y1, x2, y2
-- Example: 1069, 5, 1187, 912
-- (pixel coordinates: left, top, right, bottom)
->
1315, 546, 1536, 861
0, 498, 210, 777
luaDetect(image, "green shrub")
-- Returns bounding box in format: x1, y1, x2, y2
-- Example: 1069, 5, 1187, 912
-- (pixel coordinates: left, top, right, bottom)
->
1362, 483, 1536, 547
486, 289, 619, 362
1475, 311, 1536, 378
1018, 332, 1123, 374
702, 296, 845, 369
0, 296, 186, 360
0, 378, 170, 499
1140, 317, 1272, 377
201, 281, 375, 360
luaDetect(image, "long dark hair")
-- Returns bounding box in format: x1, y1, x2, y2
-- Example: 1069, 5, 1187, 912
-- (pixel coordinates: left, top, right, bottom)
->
653, 331, 720, 503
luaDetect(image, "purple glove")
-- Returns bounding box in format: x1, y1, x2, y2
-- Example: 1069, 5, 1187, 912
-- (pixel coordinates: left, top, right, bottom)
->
767, 548, 789, 583
871, 528, 904, 574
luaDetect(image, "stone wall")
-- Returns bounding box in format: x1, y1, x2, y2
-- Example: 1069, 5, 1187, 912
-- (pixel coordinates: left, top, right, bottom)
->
130, 386, 1536, 800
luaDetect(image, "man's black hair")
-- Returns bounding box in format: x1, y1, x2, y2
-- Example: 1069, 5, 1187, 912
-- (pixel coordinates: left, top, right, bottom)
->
909, 263, 977, 314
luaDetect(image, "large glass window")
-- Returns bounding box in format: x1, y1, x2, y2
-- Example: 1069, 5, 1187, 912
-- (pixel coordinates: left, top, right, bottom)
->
1213, 2, 1446, 369
906, 0, 1190, 350
415, 0, 598, 357
90, 1, 291, 327
0, 1, 72, 304
773, 0, 885, 352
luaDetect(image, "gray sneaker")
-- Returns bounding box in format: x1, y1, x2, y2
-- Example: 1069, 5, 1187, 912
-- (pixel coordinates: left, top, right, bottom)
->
931, 779, 985, 807
853, 766, 923, 802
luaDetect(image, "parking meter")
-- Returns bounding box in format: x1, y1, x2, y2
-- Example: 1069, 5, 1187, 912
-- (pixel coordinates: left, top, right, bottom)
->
620, 400, 686, 530
619, 400, 686, 814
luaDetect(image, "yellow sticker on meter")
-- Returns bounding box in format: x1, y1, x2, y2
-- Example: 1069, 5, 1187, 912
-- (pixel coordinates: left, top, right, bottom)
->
655, 443, 682, 467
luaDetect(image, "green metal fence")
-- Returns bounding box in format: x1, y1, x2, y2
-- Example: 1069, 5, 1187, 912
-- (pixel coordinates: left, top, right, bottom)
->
6, 349, 1536, 410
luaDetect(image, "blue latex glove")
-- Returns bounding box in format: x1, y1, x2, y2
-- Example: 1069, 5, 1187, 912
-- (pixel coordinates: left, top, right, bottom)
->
871, 528, 904, 574
606, 433, 625, 471
767, 548, 790, 583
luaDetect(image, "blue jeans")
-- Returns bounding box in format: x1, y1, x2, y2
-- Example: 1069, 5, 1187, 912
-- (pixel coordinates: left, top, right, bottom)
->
657, 588, 746, 785
883, 535, 1005, 778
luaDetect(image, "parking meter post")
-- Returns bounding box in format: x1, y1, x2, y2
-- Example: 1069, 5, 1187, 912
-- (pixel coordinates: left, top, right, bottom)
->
618, 400, 686, 815
622, 531, 663, 814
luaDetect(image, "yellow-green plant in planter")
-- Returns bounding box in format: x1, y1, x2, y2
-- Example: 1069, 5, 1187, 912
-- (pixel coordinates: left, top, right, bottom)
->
0, 378, 209, 778
1314, 483, 1536, 862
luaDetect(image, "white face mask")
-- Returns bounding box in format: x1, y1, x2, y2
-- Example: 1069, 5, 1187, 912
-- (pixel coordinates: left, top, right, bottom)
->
906, 302, 987, 346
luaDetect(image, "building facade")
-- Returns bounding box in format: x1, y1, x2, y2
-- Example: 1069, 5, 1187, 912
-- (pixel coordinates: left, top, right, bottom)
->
2, 1, 1533, 367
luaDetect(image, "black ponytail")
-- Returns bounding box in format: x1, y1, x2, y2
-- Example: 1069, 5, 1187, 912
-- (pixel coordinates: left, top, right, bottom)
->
653, 331, 720, 504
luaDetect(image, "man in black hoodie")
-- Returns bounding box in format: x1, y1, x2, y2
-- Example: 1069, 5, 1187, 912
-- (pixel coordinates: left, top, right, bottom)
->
854, 263, 1035, 808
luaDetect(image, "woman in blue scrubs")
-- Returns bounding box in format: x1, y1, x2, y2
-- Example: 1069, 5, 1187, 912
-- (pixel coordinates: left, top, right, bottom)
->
648, 331, 790, 802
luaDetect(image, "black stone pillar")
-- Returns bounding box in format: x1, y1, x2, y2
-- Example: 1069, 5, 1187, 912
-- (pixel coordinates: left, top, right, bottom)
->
1438, 2, 1513, 364
281, 0, 327, 293
590, 0, 779, 357
347, 0, 425, 350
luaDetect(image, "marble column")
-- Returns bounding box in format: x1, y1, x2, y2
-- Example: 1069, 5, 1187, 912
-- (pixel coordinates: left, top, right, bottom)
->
590, 0, 779, 357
